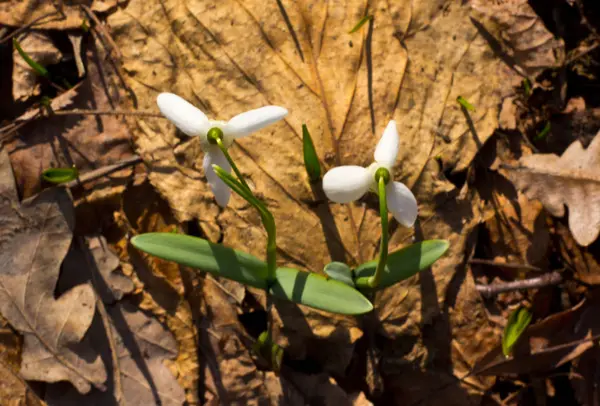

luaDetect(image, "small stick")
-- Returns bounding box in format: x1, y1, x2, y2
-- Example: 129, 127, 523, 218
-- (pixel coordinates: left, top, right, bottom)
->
475, 271, 563, 299
63, 155, 143, 188
469, 258, 541, 272
81, 5, 123, 60
0, 12, 62, 45
53, 109, 163, 118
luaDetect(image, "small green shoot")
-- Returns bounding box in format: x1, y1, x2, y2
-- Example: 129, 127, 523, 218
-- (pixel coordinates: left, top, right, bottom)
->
456, 96, 475, 112
502, 307, 532, 357
534, 121, 551, 141
523, 78, 532, 97
13, 38, 50, 78
41, 166, 78, 184
253, 331, 283, 373
81, 19, 90, 33
349, 15, 373, 33
13, 38, 72, 89
302, 124, 321, 182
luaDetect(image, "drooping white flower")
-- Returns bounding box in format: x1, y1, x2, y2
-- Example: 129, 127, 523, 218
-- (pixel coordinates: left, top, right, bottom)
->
322, 120, 418, 227
157, 93, 288, 206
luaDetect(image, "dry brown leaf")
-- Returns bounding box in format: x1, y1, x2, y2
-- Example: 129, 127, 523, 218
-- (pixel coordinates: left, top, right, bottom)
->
571, 346, 600, 406
60, 235, 134, 304
104, 0, 561, 402
473, 296, 600, 377
0, 147, 106, 393
556, 221, 600, 285
0, 1, 116, 30
106, 0, 561, 268
12, 31, 62, 103
472, 0, 564, 77
506, 130, 600, 246
45, 301, 186, 406
7, 35, 134, 200
483, 190, 550, 267
0, 358, 45, 406
117, 181, 200, 403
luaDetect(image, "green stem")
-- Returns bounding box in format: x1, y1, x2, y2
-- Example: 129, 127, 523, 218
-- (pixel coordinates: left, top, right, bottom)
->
215, 138, 252, 193
210, 142, 277, 284
368, 176, 389, 289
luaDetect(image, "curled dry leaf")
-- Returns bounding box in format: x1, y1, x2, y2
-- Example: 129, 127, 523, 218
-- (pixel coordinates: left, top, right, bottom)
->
0, 147, 106, 393
506, 131, 600, 246
12, 31, 62, 102
45, 301, 186, 406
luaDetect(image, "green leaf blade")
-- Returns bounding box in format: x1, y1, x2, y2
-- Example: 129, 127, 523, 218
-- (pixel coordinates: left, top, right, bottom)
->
456, 96, 475, 112
13, 38, 50, 78
302, 124, 321, 182
502, 307, 532, 357
42, 167, 79, 184
131, 233, 269, 289
270, 267, 373, 315
323, 262, 354, 287
354, 240, 450, 290
349, 15, 373, 33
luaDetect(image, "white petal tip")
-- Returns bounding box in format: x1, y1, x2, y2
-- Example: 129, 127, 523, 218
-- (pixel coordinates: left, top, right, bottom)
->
156, 92, 209, 137
387, 181, 418, 227
322, 166, 372, 204
374, 120, 400, 168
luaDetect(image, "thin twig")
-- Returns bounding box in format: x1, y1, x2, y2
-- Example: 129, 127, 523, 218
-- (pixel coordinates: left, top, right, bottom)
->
475, 271, 563, 299
63, 155, 143, 188
53, 109, 163, 118
469, 258, 541, 272
81, 5, 122, 60
0, 12, 63, 45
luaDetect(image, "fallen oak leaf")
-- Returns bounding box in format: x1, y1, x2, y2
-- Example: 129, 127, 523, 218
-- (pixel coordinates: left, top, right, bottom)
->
505, 130, 600, 246
0, 147, 106, 393
45, 301, 186, 406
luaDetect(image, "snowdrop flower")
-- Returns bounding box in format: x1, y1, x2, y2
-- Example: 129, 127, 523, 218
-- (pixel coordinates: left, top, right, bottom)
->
157, 93, 288, 207
322, 120, 418, 227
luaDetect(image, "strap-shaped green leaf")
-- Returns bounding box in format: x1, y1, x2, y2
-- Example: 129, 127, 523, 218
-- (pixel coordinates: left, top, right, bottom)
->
502, 307, 532, 357
131, 233, 269, 288
354, 240, 449, 290
302, 124, 321, 182
323, 262, 354, 287
270, 267, 372, 315
42, 167, 78, 184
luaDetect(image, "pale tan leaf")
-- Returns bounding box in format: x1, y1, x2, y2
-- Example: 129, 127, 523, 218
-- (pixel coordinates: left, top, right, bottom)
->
506, 131, 600, 246
0, 147, 106, 394
45, 301, 186, 406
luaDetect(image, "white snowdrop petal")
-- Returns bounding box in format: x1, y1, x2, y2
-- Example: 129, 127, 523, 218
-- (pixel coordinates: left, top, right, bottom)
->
386, 181, 418, 227
157, 93, 210, 137
374, 120, 399, 168
203, 145, 232, 207
227, 106, 288, 138
322, 166, 372, 203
